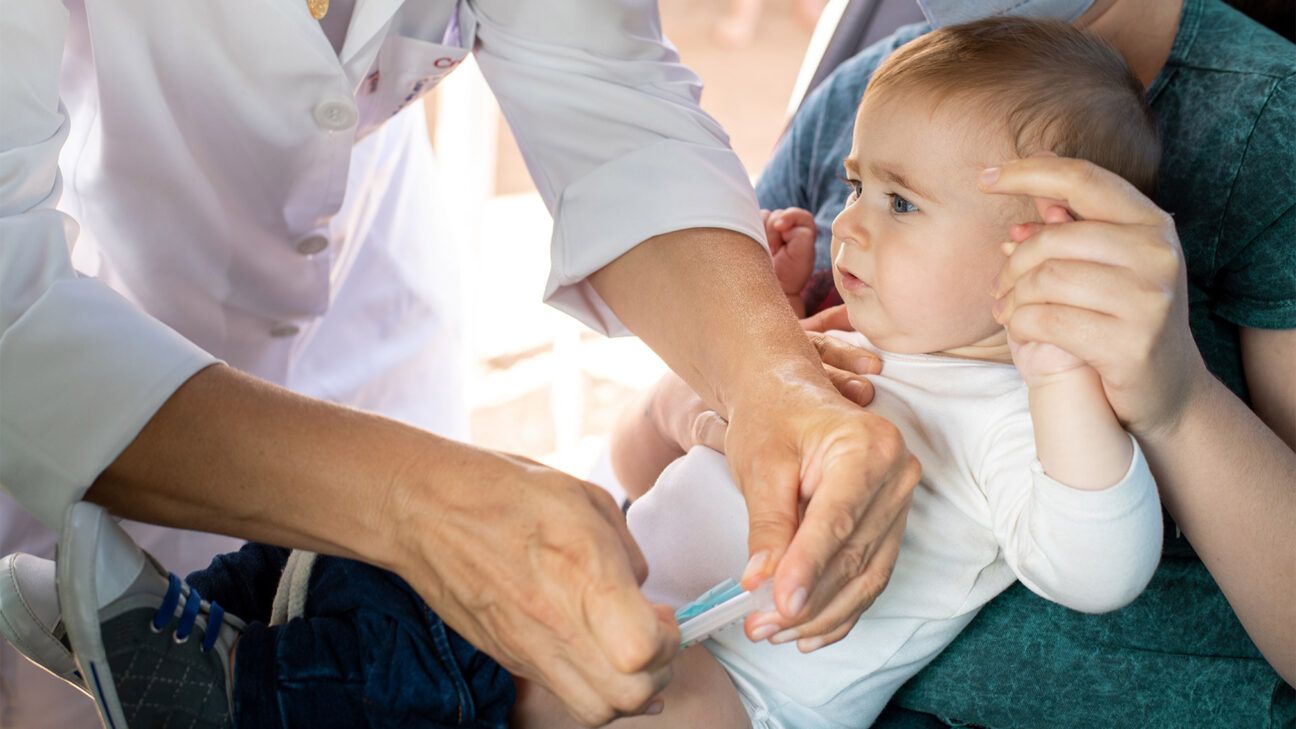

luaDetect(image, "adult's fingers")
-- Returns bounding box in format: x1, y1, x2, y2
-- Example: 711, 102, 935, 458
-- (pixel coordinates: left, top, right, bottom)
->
582, 483, 649, 584
993, 258, 1146, 326
979, 156, 1169, 227
541, 659, 623, 727
822, 364, 876, 408
806, 329, 883, 375
546, 647, 671, 727
773, 443, 916, 623
991, 220, 1172, 299
689, 410, 729, 453
1001, 303, 1127, 375
771, 427, 918, 620
736, 443, 803, 591
585, 576, 680, 677
784, 509, 907, 650
800, 303, 852, 333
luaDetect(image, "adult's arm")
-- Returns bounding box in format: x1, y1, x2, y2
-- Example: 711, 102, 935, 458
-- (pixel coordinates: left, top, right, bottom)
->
0, 1, 216, 531
1146, 340, 1296, 685
0, 6, 674, 725
591, 230, 920, 651
983, 157, 1296, 685
89, 365, 681, 725
470, 0, 921, 649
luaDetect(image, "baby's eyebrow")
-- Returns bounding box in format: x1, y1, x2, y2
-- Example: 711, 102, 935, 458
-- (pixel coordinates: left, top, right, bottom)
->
868, 161, 943, 204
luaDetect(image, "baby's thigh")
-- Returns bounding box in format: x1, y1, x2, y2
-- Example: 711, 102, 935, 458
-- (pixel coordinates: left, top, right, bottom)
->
511, 645, 750, 729
629, 446, 752, 607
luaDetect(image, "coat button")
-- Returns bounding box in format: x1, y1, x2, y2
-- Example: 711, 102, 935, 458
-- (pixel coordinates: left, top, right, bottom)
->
295, 235, 329, 255
270, 323, 301, 338
313, 100, 358, 131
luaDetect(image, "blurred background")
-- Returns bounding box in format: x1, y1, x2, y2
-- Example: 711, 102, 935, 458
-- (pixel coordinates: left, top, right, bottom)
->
429, 0, 824, 494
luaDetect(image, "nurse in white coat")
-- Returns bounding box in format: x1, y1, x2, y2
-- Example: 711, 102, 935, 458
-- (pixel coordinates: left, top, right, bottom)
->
0, 1, 921, 724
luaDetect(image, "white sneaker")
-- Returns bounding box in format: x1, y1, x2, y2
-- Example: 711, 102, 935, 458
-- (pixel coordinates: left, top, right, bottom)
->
0, 552, 86, 692
58, 502, 243, 729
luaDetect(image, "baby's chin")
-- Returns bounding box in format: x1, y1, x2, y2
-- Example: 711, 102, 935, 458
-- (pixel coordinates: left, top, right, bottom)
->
846, 307, 1008, 359
843, 308, 925, 353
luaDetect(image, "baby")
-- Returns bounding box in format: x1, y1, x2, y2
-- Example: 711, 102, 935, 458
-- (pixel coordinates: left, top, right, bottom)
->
0, 17, 1164, 729
518, 16, 1166, 729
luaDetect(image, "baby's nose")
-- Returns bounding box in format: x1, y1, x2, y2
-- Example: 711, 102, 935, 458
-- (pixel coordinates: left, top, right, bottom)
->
830, 211, 870, 251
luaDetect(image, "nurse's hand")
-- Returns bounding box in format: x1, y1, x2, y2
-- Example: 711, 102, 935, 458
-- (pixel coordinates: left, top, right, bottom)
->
388, 445, 679, 726
728, 371, 920, 652
981, 156, 1212, 436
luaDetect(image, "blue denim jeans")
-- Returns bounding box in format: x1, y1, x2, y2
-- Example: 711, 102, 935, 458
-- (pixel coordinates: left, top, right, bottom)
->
186, 543, 515, 728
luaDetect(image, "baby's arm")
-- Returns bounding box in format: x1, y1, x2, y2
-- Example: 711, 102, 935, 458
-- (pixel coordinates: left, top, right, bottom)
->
1021, 353, 1134, 490
980, 379, 1163, 613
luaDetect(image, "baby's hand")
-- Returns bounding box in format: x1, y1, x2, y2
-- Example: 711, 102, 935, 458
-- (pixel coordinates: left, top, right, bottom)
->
1008, 334, 1092, 387
762, 207, 817, 317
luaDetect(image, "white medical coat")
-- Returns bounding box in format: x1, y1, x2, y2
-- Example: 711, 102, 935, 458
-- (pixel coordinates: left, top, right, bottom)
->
0, 0, 766, 531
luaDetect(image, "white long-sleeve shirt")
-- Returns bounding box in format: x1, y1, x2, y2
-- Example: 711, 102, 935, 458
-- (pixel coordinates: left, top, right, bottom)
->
628, 330, 1163, 729
0, 0, 765, 530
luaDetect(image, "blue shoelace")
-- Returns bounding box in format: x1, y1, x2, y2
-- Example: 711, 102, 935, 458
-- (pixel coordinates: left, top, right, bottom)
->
151, 574, 226, 653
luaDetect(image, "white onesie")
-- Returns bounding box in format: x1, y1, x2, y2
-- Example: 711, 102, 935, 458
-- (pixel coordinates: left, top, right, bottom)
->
627, 330, 1163, 729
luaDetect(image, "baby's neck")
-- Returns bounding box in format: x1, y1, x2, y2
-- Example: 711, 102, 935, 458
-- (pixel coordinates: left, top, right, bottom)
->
932, 332, 1013, 365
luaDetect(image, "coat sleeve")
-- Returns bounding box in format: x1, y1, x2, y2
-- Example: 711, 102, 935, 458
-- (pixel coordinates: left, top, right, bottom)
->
463, 0, 767, 335
0, 2, 217, 529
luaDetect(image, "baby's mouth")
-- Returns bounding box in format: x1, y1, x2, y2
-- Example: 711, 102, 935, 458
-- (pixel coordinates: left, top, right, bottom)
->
836, 264, 871, 292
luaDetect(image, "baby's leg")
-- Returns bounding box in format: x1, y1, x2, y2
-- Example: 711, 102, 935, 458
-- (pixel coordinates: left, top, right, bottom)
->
511, 644, 750, 729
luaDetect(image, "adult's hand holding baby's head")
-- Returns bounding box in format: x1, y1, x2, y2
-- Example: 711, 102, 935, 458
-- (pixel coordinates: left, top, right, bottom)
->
980, 155, 1209, 435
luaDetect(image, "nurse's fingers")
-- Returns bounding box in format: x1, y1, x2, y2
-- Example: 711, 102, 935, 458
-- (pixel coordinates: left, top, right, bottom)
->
820, 364, 876, 408
800, 303, 852, 333
770, 433, 918, 623
737, 442, 803, 592
806, 328, 883, 375
777, 511, 907, 651
585, 575, 680, 678
582, 482, 649, 585
544, 651, 670, 727
979, 156, 1169, 227
771, 458, 912, 640
690, 410, 729, 453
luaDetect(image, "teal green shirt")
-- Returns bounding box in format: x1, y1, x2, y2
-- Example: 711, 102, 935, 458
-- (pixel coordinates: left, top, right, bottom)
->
755, 1, 1295, 726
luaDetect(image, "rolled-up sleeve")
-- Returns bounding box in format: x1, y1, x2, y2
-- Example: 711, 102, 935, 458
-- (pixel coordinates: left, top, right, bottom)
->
0, 3, 217, 529
464, 0, 766, 335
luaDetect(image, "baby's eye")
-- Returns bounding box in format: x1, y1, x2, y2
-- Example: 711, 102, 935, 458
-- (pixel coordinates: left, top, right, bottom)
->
887, 193, 918, 214
840, 176, 863, 201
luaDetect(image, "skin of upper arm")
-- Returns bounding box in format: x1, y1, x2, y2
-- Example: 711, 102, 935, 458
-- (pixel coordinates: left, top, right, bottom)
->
1240, 327, 1296, 451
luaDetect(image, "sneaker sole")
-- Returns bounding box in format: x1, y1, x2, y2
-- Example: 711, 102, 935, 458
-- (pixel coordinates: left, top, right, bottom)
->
0, 553, 87, 695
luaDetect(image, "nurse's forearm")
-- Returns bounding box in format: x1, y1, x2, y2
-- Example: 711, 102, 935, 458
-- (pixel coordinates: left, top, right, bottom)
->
1142, 376, 1296, 685
85, 363, 424, 569
88, 364, 682, 720
588, 228, 827, 417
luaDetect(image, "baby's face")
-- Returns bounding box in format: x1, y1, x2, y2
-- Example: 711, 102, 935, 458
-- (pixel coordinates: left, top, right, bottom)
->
832, 92, 1033, 357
